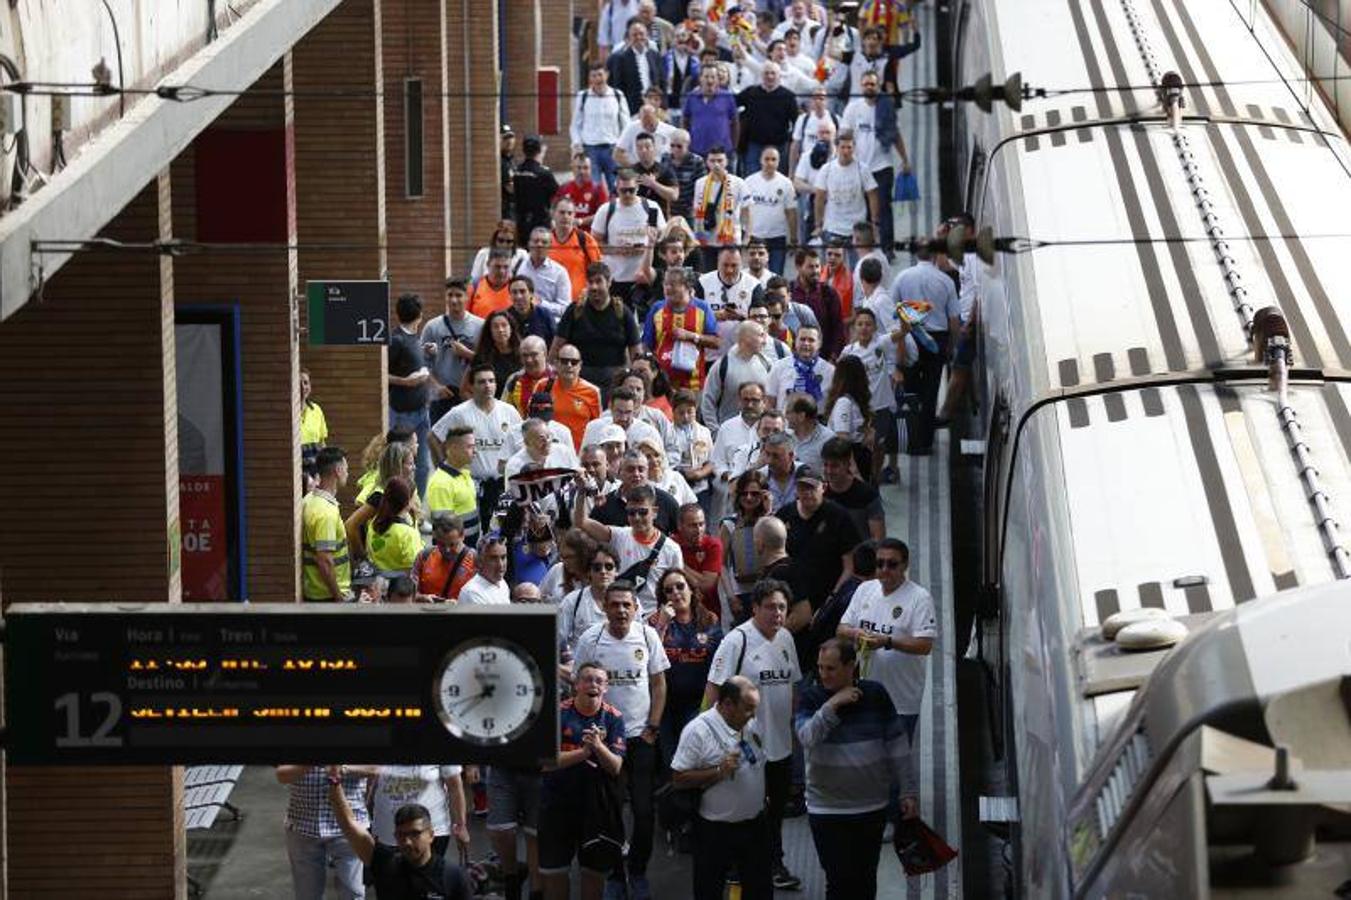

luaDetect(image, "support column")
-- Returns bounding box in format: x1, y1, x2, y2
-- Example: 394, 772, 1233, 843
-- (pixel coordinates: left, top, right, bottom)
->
503, 0, 542, 143
382, 0, 451, 300
539, 0, 577, 172
171, 62, 302, 602
294, 0, 388, 503
446, 0, 503, 272
0, 174, 185, 897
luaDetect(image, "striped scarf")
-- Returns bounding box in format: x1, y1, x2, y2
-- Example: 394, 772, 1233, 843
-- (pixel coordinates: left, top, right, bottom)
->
698, 174, 738, 245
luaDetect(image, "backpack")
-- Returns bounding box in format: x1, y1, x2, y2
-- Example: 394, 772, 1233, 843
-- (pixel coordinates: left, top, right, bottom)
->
600, 197, 663, 234
579, 87, 626, 134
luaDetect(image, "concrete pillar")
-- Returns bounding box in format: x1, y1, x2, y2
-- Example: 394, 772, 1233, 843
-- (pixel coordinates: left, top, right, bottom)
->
170, 62, 302, 602
293, 0, 389, 504
0, 174, 185, 897
382, 0, 451, 301
446, 0, 503, 272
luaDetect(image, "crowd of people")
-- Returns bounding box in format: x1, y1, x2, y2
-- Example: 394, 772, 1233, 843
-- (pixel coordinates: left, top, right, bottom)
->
290, 1, 969, 898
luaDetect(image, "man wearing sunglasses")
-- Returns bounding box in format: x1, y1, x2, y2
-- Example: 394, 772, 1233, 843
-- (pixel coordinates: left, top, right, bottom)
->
575, 477, 685, 615
835, 537, 935, 742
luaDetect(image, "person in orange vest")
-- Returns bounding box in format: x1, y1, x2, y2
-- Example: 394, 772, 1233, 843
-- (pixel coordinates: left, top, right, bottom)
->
412, 512, 478, 602
467, 249, 516, 318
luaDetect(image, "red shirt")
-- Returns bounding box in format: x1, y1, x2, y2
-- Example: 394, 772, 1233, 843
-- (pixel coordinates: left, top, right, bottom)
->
678, 533, 724, 617
554, 179, 610, 227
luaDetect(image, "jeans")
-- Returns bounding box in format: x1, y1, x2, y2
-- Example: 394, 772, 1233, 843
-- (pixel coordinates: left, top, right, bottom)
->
765, 755, 791, 866
903, 331, 949, 453
797, 193, 815, 246
872, 165, 896, 257
285, 828, 365, 900
622, 736, 659, 877
585, 143, 618, 193
389, 406, 431, 499
692, 814, 773, 900
478, 476, 505, 535
809, 808, 888, 899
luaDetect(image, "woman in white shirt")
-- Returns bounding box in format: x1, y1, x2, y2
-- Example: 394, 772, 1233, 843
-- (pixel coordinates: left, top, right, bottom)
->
824, 354, 874, 478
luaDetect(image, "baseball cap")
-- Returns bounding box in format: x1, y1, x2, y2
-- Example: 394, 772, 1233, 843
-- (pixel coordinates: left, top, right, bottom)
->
500, 123, 515, 136
794, 464, 825, 485
599, 423, 627, 446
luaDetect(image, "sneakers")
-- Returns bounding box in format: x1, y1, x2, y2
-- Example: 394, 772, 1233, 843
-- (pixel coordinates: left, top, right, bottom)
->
628, 875, 653, 900
880, 465, 900, 485
772, 863, 802, 890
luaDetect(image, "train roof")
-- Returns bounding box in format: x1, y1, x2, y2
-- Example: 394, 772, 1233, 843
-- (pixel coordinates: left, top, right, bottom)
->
973, 0, 1351, 756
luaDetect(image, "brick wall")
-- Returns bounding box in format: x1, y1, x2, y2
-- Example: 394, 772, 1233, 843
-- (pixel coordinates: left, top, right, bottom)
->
503, 0, 541, 146
294, 0, 388, 506
0, 179, 185, 897
171, 63, 301, 603
445, 0, 503, 273
539, 0, 576, 171
382, 0, 451, 303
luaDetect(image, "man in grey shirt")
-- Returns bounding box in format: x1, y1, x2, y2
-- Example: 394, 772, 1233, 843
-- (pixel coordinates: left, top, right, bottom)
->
421, 277, 484, 423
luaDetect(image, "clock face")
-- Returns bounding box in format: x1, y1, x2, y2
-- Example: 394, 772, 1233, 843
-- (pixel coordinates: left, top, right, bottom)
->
432, 637, 545, 746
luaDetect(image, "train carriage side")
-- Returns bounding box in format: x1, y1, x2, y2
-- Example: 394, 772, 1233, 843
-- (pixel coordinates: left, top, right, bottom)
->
957, 0, 1351, 895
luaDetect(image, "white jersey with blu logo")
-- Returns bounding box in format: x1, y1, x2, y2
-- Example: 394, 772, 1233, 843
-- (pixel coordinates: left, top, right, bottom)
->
573, 620, 671, 738
706, 620, 800, 761
839, 578, 937, 715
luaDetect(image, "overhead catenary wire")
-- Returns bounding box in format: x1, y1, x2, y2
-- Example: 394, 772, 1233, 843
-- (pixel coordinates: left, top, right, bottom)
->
28, 231, 1351, 259
14, 71, 1351, 104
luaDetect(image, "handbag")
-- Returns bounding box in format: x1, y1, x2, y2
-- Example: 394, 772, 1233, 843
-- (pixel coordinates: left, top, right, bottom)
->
894, 169, 920, 203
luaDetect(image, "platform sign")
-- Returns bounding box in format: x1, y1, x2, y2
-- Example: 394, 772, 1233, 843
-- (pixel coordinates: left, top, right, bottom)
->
3, 604, 558, 766
306, 280, 390, 346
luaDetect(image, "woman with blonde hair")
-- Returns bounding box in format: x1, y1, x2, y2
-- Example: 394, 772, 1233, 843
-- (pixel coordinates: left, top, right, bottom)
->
346, 440, 423, 556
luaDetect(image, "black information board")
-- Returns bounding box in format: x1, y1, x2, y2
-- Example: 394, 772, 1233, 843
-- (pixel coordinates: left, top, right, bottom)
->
3, 604, 558, 766
306, 280, 390, 346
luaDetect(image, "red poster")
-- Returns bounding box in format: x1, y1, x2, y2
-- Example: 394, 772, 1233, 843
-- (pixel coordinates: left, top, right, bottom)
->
181, 475, 229, 600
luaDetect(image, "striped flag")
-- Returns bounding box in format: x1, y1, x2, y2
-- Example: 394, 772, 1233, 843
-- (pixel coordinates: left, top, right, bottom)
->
858, 0, 913, 46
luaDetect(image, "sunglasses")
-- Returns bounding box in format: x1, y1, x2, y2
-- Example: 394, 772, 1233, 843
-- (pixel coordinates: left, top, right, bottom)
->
876, 558, 904, 569
618, 187, 638, 195
558, 357, 582, 366
591, 562, 617, 572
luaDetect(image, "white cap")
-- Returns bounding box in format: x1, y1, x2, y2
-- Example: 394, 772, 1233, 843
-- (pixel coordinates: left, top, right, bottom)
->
599, 423, 628, 446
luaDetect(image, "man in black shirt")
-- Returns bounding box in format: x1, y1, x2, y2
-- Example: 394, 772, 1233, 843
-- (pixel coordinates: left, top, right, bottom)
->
552, 262, 642, 397
631, 132, 679, 216
821, 437, 887, 540
327, 772, 472, 900
774, 465, 861, 633
500, 124, 517, 220
388, 292, 433, 497
593, 447, 682, 535
735, 62, 799, 178
513, 135, 560, 238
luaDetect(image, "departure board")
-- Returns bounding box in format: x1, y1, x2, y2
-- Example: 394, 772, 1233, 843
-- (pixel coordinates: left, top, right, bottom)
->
3, 603, 558, 766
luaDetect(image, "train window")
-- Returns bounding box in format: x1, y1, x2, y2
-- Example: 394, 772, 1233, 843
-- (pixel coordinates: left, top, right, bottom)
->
965, 144, 987, 222
981, 392, 1010, 595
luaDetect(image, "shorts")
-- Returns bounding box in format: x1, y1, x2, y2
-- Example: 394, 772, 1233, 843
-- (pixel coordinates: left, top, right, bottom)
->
952, 330, 976, 370
486, 767, 541, 834
537, 799, 615, 874
874, 407, 898, 454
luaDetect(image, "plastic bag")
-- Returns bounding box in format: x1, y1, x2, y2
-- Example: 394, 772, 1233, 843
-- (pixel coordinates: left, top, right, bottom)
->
894, 170, 920, 203
893, 816, 958, 875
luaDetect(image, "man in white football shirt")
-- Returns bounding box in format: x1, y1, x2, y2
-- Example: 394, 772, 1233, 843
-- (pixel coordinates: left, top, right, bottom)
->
573, 582, 670, 900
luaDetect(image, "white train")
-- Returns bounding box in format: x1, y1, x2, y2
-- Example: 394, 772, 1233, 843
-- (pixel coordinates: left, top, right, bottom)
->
953, 0, 1351, 895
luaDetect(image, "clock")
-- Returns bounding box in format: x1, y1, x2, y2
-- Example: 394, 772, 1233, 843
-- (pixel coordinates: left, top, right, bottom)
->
432, 637, 545, 746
